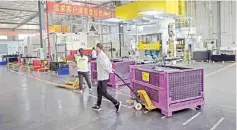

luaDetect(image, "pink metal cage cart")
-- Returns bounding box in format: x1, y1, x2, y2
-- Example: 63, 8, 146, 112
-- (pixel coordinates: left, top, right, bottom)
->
91, 60, 135, 88
130, 64, 204, 117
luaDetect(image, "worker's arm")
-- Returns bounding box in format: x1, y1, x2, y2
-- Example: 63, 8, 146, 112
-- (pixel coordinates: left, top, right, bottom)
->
73, 54, 77, 63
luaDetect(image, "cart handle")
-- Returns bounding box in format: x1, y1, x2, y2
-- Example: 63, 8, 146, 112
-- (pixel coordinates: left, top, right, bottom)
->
113, 70, 135, 93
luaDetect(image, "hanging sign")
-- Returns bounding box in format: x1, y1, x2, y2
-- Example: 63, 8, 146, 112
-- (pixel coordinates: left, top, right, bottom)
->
47, 1, 115, 19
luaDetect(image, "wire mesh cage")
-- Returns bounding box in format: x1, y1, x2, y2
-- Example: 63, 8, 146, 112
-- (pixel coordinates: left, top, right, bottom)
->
91, 60, 135, 88
130, 64, 204, 116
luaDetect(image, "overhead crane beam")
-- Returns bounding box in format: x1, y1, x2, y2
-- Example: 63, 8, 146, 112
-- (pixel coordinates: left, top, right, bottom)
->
0, 7, 37, 12
0, 22, 38, 25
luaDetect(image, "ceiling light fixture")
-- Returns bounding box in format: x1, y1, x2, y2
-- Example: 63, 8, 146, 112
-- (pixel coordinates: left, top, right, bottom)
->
153, 15, 166, 20
139, 10, 163, 16
104, 18, 123, 23
142, 16, 152, 21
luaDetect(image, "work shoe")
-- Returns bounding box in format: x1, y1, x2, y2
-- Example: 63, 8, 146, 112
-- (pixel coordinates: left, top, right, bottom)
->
92, 105, 102, 111
115, 101, 122, 112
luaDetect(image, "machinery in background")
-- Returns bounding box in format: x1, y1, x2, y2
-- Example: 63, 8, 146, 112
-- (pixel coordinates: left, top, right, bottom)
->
36, 48, 45, 60
168, 40, 177, 57
20, 36, 48, 71
167, 23, 177, 58
49, 33, 88, 62
203, 39, 217, 51
23, 36, 41, 57
176, 38, 185, 57
192, 38, 217, 61
138, 33, 161, 60
102, 42, 117, 58
169, 38, 194, 63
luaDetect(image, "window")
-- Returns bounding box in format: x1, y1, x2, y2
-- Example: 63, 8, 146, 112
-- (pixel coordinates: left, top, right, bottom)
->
0, 35, 7, 39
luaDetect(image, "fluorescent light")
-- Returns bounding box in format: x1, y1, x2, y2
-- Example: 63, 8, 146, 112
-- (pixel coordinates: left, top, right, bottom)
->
142, 17, 152, 21
154, 15, 166, 20
104, 18, 123, 23
185, 17, 194, 20
139, 10, 163, 16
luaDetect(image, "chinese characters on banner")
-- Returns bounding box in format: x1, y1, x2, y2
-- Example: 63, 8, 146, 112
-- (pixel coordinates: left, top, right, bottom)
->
47, 1, 115, 19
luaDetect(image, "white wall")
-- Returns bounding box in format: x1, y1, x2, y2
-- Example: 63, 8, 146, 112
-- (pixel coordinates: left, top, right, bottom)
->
220, 1, 236, 47
195, 1, 236, 48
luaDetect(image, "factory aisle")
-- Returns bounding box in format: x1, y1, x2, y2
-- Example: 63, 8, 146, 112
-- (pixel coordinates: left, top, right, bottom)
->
0, 63, 236, 130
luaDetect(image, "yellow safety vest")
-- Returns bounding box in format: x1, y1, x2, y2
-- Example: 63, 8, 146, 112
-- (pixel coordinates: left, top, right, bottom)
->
75, 55, 88, 71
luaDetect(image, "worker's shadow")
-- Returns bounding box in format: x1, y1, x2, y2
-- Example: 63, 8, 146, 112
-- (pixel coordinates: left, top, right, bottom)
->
71, 91, 92, 111
108, 113, 122, 130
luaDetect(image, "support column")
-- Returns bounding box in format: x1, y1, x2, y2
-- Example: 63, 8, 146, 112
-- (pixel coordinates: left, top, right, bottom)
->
118, 23, 124, 57
38, 0, 44, 48
162, 19, 170, 55
135, 25, 138, 48
217, 1, 221, 49
114, 1, 123, 56
99, 20, 103, 43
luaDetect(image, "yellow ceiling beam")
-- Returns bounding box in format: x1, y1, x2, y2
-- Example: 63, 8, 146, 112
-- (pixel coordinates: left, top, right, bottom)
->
115, 0, 186, 20
115, 2, 139, 20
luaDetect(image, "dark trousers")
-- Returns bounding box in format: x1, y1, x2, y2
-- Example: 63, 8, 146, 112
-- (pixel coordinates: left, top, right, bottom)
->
78, 71, 92, 90
97, 80, 118, 106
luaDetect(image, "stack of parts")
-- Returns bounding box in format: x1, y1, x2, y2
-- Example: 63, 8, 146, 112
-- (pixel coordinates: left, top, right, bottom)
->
130, 64, 204, 117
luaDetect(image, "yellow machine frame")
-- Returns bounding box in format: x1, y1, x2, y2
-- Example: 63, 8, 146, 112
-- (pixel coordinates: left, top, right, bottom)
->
138, 41, 161, 50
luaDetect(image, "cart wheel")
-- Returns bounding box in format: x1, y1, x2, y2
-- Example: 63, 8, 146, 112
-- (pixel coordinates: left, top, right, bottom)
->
134, 102, 142, 111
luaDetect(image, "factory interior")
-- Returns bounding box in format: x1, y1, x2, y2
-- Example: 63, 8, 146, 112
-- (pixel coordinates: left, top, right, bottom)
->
0, 0, 236, 130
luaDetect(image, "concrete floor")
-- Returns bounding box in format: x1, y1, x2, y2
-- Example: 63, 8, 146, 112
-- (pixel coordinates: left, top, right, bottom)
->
0, 62, 236, 130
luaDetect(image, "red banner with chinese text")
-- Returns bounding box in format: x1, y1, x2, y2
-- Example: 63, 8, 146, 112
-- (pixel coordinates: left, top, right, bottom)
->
47, 1, 115, 19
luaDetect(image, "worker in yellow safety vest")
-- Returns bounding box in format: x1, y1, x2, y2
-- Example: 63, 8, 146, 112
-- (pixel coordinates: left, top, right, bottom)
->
74, 48, 92, 93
